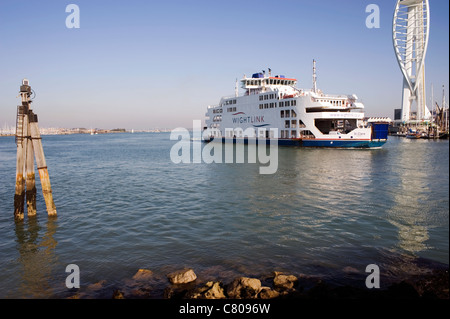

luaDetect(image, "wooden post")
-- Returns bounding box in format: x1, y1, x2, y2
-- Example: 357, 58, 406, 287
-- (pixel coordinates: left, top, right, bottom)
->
29, 111, 57, 217
14, 79, 56, 219
14, 105, 27, 220
25, 110, 37, 217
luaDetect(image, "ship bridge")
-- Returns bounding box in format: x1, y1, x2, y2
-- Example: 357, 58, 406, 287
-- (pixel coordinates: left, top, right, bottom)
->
241, 72, 298, 96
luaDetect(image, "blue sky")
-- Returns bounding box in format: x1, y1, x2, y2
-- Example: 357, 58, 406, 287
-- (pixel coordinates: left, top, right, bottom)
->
0, 0, 448, 129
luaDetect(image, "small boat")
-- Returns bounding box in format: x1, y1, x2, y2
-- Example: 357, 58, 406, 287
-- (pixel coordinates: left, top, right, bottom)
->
406, 129, 421, 139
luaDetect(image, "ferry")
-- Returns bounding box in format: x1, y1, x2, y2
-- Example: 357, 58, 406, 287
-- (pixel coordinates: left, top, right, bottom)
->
204, 62, 391, 148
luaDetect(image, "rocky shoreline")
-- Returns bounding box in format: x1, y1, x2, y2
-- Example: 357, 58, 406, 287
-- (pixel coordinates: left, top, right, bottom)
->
67, 267, 449, 300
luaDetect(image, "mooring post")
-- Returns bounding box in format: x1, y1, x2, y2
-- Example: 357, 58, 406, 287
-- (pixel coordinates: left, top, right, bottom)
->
14, 105, 27, 220
25, 109, 37, 217
14, 79, 56, 219
29, 111, 57, 217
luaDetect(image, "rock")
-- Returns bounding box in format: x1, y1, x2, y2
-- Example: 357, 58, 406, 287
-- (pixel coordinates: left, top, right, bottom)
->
167, 268, 197, 284
259, 287, 280, 299
86, 280, 107, 292
226, 277, 261, 299
273, 272, 298, 290
112, 289, 125, 299
342, 266, 360, 274
186, 281, 226, 299
132, 268, 153, 281
203, 281, 226, 299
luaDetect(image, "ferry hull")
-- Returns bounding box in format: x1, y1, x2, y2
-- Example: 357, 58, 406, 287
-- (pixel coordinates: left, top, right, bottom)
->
300, 139, 386, 148
207, 137, 387, 148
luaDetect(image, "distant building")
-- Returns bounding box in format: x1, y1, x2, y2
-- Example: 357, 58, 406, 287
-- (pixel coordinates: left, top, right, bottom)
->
394, 109, 402, 121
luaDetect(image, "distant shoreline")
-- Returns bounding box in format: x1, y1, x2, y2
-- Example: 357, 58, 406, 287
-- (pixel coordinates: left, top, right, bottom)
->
0, 130, 172, 137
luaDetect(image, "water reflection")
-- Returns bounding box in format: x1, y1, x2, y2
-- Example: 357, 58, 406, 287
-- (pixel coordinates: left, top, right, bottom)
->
15, 217, 58, 298
388, 140, 430, 254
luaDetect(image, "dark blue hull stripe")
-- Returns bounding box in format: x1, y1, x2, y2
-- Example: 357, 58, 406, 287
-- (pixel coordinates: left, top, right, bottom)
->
206, 138, 387, 148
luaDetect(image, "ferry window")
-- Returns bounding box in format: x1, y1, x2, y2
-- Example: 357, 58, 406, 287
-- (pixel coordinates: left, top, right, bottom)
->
291, 110, 297, 117
264, 103, 268, 109
259, 104, 263, 109
285, 120, 290, 128
259, 95, 263, 101
280, 101, 284, 107
292, 100, 296, 106
286, 101, 290, 107
286, 110, 290, 117
274, 102, 277, 108
281, 111, 285, 118
291, 130, 297, 138
263, 95, 267, 100
291, 120, 297, 128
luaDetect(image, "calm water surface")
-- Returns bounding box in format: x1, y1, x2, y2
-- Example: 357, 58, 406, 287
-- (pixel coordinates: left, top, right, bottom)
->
0, 133, 448, 298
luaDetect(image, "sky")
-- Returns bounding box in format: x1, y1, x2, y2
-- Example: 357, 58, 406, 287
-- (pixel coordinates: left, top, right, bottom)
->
0, 0, 448, 130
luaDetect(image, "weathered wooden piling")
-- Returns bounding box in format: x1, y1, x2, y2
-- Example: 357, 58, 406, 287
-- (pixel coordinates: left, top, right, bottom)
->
29, 111, 57, 217
25, 112, 37, 217
14, 105, 27, 220
13, 79, 56, 219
